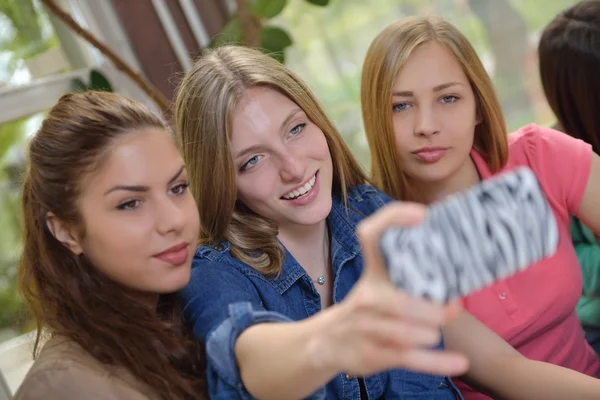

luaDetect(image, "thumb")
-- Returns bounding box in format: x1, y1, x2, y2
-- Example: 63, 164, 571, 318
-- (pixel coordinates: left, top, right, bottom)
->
357, 202, 427, 281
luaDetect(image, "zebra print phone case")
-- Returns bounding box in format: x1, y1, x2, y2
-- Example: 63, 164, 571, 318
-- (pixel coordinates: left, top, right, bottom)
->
379, 167, 559, 303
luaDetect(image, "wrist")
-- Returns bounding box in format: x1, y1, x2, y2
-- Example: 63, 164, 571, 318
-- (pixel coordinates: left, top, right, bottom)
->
303, 305, 345, 377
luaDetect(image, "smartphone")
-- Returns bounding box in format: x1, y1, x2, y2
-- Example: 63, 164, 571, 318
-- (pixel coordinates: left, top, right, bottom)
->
379, 167, 559, 303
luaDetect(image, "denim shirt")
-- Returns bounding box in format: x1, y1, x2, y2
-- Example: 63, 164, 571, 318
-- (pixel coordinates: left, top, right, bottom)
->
180, 185, 462, 400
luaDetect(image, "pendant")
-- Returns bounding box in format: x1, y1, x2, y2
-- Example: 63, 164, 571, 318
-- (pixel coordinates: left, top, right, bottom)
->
317, 276, 326, 285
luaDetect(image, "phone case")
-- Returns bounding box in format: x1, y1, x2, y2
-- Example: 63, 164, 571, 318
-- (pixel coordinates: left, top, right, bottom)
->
379, 167, 559, 303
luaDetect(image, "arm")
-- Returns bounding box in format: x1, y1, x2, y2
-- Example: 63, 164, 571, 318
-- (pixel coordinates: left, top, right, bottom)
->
184, 205, 468, 400
443, 309, 600, 400
577, 154, 600, 236
572, 217, 600, 295
235, 204, 469, 400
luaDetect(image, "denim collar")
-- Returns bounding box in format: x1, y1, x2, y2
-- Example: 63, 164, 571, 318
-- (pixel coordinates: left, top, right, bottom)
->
268, 192, 362, 294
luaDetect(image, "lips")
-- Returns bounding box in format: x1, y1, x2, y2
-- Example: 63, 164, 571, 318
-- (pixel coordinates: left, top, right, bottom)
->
412, 147, 448, 163
153, 242, 189, 266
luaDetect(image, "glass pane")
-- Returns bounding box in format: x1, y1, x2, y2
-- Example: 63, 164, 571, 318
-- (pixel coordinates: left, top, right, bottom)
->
274, 0, 578, 171
0, 0, 70, 89
0, 111, 44, 344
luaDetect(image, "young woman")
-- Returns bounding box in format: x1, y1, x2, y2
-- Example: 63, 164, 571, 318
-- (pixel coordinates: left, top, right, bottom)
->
13, 91, 206, 399
175, 45, 600, 400
361, 16, 600, 399
538, 0, 600, 355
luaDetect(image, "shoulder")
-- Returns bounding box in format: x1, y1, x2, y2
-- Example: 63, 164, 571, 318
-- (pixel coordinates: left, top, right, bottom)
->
13, 338, 151, 400
345, 184, 395, 213
191, 242, 264, 282
508, 123, 590, 160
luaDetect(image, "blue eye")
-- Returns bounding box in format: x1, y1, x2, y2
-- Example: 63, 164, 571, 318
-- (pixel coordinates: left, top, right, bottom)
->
241, 155, 262, 171
441, 95, 458, 104
117, 199, 141, 211
392, 102, 410, 112
170, 182, 189, 195
290, 123, 306, 136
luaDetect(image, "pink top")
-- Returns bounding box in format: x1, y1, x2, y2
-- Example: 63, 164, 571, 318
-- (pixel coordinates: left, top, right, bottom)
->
454, 124, 600, 399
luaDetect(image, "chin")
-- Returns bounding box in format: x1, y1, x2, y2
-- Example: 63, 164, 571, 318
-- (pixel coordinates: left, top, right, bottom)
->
157, 268, 192, 293
296, 196, 332, 226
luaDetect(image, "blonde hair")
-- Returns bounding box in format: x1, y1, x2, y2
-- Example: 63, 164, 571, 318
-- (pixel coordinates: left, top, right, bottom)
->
361, 16, 508, 202
175, 46, 366, 275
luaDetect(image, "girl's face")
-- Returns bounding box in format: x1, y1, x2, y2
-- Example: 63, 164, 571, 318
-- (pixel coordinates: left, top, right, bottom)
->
230, 86, 334, 233
50, 129, 199, 296
391, 40, 479, 189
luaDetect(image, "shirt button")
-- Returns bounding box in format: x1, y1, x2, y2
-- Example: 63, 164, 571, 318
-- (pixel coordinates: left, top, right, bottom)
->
499, 292, 507, 300
214, 244, 224, 251
345, 374, 353, 381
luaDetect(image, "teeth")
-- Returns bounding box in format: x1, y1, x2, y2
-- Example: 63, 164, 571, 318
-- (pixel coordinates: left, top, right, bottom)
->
283, 174, 317, 200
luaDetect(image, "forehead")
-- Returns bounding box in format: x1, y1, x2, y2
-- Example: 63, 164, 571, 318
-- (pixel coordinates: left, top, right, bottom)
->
393, 40, 469, 89
83, 128, 181, 192
230, 86, 300, 152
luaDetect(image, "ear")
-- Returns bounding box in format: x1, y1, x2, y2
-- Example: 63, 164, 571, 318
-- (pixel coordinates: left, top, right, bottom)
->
46, 212, 84, 255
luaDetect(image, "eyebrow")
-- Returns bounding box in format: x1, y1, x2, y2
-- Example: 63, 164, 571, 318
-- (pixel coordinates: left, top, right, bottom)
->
103, 165, 186, 195
392, 82, 464, 97
234, 108, 304, 161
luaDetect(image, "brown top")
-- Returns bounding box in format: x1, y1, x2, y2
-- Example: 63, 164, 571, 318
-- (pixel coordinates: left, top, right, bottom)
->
12, 336, 157, 400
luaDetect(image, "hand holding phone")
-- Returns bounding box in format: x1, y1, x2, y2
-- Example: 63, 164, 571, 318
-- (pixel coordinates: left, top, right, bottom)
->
380, 167, 559, 303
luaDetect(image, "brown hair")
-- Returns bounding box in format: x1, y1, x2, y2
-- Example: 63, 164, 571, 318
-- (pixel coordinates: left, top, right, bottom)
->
538, 0, 600, 153
19, 91, 205, 399
361, 16, 508, 201
175, 45, 367, 276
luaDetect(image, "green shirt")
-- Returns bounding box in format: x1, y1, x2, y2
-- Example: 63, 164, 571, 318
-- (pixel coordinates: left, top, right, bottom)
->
572, 217, 600, 327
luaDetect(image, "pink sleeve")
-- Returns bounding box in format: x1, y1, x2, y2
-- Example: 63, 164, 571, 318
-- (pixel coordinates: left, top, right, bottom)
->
511, 124, 592, 215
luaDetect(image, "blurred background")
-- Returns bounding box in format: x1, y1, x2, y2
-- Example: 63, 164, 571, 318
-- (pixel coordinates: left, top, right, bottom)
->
0, 0, 578, 396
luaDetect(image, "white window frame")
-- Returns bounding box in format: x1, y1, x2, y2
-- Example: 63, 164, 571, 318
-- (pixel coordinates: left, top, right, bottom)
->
0, 0, 156, 125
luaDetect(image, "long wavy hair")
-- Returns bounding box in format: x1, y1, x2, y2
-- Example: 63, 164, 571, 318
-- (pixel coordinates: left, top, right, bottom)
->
175, 45, 367, 276
361, 16, 508, 202
18, 91, 205, 399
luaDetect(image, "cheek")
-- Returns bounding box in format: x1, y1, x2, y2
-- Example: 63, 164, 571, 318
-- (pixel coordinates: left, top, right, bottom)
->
313, 132, 331, 159
392, 117, 412, 152
236, 173, 277, 209
81, 214, 150, 279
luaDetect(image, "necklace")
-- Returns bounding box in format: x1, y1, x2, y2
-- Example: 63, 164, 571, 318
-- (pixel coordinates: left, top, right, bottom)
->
315, 276, 326, 285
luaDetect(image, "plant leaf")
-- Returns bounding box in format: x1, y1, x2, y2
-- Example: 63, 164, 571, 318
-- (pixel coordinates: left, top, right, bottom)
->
89, 70, 113, 92
210, 17, 243, 47
260, 26, 292, 63
249, 0, 287, 19
71, 77, 87, 93
305, 0, 329, 6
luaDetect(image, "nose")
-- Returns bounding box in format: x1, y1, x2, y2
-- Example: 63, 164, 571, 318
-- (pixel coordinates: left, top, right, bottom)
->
278, 151, 305, 183
155, 195, 186, 236
414, 105, 440, 137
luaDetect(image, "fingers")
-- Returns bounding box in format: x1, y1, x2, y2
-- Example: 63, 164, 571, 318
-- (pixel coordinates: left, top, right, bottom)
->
357, 318, 442, 349
356, 282, 449, 327
382, 348, 470, 377
357, 202, 426, 280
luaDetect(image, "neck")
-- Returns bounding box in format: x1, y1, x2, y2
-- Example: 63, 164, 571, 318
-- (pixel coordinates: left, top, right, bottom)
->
413, 156, 481, 204
277, 219, 329, 277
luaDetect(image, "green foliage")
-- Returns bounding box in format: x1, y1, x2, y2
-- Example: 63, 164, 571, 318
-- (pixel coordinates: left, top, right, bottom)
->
210, 0, 334, 63
71, 69, 114, 93
0, 0, 56, 81
0, 117, 29, 334
259, 26, 292, 63
250, 0, 287, 19
211, 17, 243, 47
